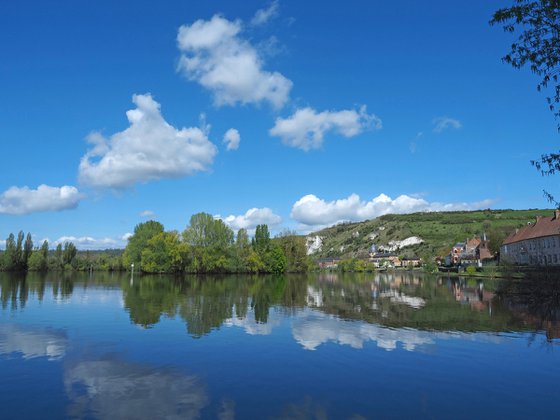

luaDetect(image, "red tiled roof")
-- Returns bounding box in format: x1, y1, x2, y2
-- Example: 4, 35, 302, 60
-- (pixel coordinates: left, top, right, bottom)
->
502, 213, 560, 245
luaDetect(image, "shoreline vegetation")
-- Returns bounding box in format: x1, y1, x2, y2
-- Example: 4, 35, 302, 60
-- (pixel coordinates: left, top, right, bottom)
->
1, 210, 557, 278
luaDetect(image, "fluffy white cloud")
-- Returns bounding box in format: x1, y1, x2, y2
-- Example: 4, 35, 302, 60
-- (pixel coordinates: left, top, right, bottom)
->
219, 207, 282, 231
177, 15, 292, 109
269, 105, 381, 151
291, 193, 494, 228
251, 0, 279, 26
54, 234, 131, 250
78, 94, 217, 189
140, 210, 156, 218
433, 116, 462, 133
0, 324, 67, 360
292, 311, 436, 351
223, 128, 240, 151
65, 359, 208, 420
0, 184, 83, 215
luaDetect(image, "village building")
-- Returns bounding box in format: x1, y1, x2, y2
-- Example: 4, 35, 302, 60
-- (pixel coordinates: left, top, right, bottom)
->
369, 252, 401, 268
447, 235, 493, 266
316, 258, 341, 269
500, 211, 560, 266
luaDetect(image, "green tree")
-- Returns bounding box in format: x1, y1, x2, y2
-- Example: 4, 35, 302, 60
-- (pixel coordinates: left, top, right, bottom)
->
141, 231, 188, 273
23, 233, 33, 269
183, 213, 233, 249
236, 228, 250, 248
253, 224, 270, 255
3, 233, 17, 271
28, 240, 49, 271
15, 231, 24, 270
183, 213, 234, 273
123, 220, 165, 268
491, 1, 560, 204
53, 243, 63, 270
63, 242, 77, 267
276, 231, 309, 273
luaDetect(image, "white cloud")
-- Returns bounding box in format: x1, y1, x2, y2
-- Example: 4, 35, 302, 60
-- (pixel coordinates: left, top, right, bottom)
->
251, 1, 279, 26
0, 324, 67, 360
291, 193, 494, 229
177, 15, 292, 109
65, 359, 208, 420
219, 207, 282, 231
0, 240, 5, 250
78, 94, 217, 189
269, 105, 381, 151
223, 128, 240, 151
54, 235, 130, 250
140, 210, 156, 218
433, 116, 462, 133
292, 311, 435, 351
0, 184, 83, 215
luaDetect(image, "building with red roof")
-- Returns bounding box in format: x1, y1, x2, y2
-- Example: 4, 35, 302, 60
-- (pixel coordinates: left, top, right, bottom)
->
501, 211, 560, 266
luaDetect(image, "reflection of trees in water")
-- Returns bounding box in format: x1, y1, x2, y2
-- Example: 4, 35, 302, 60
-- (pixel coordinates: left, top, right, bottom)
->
121, 274, 309, 337
5, 271, 555, 336
310, 273, 522, 333
496, 275, 560, 339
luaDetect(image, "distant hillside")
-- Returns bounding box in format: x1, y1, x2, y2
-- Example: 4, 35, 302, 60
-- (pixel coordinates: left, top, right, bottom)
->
306, 209, 554, 260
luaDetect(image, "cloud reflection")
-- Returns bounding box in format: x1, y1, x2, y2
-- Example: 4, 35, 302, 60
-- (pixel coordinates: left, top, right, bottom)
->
0, 324, 67, 360
64, 359, 208, 419
292, 310, 507, 352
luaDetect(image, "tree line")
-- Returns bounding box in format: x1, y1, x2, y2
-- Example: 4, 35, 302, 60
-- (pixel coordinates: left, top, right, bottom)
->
0, 212, 310, 274
0, 231, 121, 272
122, 213, 310, 274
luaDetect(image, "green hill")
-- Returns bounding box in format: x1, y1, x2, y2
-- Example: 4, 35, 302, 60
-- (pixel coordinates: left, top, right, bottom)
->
306, 209, 554, 260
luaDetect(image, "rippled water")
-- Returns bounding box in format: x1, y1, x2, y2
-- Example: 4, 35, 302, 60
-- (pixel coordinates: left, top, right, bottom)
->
1, 271, 559, 419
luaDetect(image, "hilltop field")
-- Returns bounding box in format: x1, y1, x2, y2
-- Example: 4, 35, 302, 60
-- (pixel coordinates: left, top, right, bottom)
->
306, 209, 554, 261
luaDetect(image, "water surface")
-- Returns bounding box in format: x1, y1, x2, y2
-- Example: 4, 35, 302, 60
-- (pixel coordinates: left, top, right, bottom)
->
1, 271, 559, 419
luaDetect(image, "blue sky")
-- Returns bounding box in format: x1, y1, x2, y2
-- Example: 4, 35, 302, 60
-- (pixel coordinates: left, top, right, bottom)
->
0, 0, 557, 249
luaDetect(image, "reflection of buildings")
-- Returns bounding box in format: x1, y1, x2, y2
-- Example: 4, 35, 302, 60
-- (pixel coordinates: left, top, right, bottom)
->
501, 211, 560, 266
450, 279, 494, 313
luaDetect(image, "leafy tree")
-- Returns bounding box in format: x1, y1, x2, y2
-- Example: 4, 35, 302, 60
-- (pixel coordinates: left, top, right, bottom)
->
23, 233, 33, 269
491, 1, 560, 205
123, 220, 165, 268
15, 231, 24, 270
276, 231, 309, 273
3, 233, 17, 271
53, 243, 63, 270
263, 243, 287, 274
183, 213, 233, 249
253, 224, 271, 254
183, 213, 234, 273
63, 242, 77, 267
141, 231, 188, 273
28, 240, 49, 271
236, 228, 250, 248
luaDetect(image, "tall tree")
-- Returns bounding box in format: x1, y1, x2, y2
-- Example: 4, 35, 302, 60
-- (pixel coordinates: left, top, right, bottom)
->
15, 231, 24, 270
3, 233, 17, 271
253, 224, 270, 255
63, 242, 77, 266
183, 213, 234, 249
123, 220, 165, 267
23, 233, 33, 269
491, 1, 560, 205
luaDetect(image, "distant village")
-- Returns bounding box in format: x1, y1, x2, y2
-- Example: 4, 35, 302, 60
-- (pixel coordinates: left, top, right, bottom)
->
314, 211, 560, 271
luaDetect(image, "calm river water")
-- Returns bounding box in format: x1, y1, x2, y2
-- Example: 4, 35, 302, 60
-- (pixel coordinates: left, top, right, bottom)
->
1, 271, 559, 419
